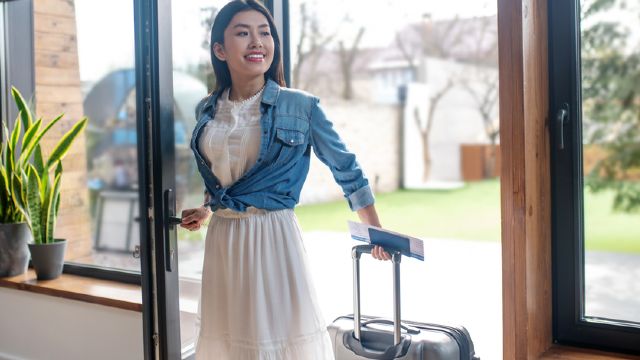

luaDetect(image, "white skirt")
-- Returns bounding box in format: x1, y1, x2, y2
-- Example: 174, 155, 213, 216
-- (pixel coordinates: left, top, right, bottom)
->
194, 208, 334, 360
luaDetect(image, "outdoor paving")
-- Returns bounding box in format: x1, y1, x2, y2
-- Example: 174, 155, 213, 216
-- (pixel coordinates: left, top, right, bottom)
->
301, 232, 640, 360
585, 251, 640, 323
302, 231, 503, 360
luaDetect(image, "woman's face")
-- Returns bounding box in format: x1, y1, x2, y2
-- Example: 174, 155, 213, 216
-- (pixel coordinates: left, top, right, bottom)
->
214, 10, 275, 83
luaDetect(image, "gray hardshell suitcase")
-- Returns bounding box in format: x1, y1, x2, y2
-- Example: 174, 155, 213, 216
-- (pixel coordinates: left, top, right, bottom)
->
327, 245, 479, 360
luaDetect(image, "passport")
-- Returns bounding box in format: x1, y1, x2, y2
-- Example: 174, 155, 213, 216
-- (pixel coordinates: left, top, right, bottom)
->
348, 221, 425, 261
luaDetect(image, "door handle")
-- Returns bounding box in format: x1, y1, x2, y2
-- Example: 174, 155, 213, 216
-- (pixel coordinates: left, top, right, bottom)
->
163, 188, 178, 272
556, 103, 569, 150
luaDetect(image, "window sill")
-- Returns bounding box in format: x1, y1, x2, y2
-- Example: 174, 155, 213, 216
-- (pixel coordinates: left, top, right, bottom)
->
540, 346, 640, 360
0, 269, 142, 312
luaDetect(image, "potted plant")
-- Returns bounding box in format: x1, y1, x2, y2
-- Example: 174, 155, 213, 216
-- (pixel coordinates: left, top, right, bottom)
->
0, 89, 35, 277
8, 87, 87, 280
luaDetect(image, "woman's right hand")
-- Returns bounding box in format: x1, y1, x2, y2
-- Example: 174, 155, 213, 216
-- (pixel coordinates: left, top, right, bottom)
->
180, 206, 211, 231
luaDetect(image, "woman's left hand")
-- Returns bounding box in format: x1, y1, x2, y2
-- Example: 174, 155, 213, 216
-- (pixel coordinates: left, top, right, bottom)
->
355, 205, 390, 260
371, 245, 391, 261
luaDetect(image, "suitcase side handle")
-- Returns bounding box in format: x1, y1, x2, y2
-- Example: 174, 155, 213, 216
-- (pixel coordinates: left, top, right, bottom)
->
362, 319, 421, 335
352, 244, 403, 345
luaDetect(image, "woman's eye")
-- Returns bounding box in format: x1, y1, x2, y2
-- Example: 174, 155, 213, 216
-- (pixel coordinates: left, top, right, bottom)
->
236, 31, 248, 36
261, 32, 271, 37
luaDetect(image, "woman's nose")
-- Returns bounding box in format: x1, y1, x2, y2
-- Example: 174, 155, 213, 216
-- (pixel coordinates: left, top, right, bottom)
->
249, 36, 263, 48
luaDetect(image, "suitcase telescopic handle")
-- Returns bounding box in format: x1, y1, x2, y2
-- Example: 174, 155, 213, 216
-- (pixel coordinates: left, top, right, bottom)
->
352, 244, 403, 346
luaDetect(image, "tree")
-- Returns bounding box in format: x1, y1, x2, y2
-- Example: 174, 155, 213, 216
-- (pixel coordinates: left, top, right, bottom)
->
414, 79, 455, 182
460, 15, 499, 178
396, 16, 464, 181
582, 0, 640, 212
338, 27, 365, 100
292, 2, 335, 90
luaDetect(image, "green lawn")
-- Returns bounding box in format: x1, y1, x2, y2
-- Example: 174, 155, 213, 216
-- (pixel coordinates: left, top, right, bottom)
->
294, 179, 640, 254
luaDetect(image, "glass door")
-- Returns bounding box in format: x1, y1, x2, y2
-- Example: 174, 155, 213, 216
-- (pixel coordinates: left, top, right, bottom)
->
135, 0, 182, 358
138, 1, 283, 358
168, 1, 225, 356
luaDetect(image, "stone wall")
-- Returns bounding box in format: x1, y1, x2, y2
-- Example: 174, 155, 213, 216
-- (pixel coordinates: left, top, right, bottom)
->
299, 100, 401, 206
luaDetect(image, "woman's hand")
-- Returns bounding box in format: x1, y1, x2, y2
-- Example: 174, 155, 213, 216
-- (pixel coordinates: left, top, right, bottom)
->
356, 204, 390, 261
180, 206, 211, 231
371, 245, 391, 261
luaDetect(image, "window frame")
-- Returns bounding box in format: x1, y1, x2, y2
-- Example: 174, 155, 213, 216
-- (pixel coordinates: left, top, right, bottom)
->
548, 0, 640, 353
1, 0, 35, 127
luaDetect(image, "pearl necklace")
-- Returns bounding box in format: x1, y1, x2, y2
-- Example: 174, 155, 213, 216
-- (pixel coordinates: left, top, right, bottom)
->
228, 85, 265, 108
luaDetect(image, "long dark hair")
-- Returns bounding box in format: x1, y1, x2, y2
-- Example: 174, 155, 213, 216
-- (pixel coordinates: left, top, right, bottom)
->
210, 0, 286, 92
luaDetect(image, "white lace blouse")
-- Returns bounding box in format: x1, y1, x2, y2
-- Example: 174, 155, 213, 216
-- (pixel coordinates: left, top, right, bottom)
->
198, 88, 264, 188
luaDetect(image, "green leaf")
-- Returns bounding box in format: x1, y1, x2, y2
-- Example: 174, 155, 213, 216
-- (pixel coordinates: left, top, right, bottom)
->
3, 121, 11, 163
26, 167, 42, 244
10, 172, 29, 228
33, 144, 44, 174
32, 144, 49, 202
9, 114, 21, 159
49, 162, 63, 214
45, 173, 62, 244
54, 161, 62, 179
54, 192, 61, 216
19, 113, 65, 165
5, 139, 14, 191
11, 86, 33, 129
0, 167, 9, 200
21, 117, 42, 159
46, 117, 88, 170
0, 167, 9, 222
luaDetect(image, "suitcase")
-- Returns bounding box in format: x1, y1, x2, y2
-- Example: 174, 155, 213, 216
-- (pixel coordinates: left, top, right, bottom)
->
327, 244, 480, 360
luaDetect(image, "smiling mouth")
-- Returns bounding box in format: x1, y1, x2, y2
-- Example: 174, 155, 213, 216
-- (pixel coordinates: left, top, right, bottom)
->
245, 54, 265, 61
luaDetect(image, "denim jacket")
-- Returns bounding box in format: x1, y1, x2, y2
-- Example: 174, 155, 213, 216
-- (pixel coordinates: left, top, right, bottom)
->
190, 79, 375, 212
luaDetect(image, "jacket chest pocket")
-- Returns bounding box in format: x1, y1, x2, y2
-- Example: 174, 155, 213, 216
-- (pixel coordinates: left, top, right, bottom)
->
276, 128, 305, 146
272, 116, 309, 166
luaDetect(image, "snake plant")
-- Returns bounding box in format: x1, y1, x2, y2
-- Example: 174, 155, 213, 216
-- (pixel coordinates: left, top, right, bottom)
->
1, 86, 87, 244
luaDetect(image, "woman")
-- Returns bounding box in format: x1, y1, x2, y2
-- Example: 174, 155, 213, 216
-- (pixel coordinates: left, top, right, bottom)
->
181, 1, 389, 358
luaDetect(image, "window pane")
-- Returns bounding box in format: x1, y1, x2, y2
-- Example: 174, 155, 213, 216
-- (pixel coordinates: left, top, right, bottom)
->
581, 0, 640, 323
289, 0, 500, 358
61, 0, 141, 272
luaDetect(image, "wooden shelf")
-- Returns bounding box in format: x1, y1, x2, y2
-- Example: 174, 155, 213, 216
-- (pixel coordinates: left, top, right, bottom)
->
0, 269, 142, 312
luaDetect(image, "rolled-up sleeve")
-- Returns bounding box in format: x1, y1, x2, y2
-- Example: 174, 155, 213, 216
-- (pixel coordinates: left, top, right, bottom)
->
309, 97, 375, 211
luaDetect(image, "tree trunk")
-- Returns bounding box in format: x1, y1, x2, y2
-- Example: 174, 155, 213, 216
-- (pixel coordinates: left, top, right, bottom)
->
421, 131, 432, 182
338, 28, 365, 101
414, 108, 431, 182
415, 81, 454, 182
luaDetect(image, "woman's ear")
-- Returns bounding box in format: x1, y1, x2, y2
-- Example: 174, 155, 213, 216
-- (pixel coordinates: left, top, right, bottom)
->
213, 43, 226, 61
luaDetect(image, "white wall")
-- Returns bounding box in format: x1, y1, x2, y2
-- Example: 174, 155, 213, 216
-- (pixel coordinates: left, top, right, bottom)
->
403, 58, 499, 185
0, 288, 143, 360
299, 100, 400, 205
